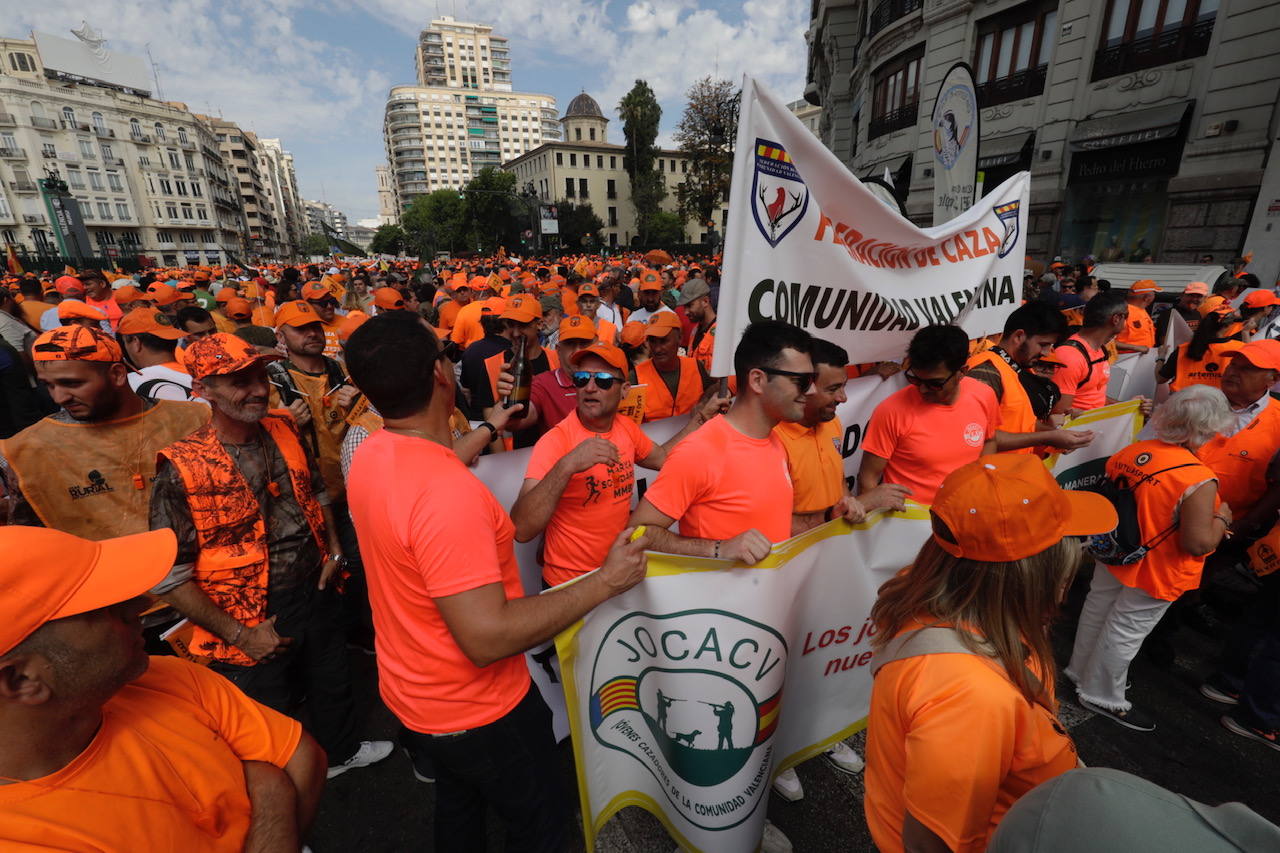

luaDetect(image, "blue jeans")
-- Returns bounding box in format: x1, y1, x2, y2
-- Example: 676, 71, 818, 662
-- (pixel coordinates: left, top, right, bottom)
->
399, 686, 568, 853
1219, 573, 1280, 730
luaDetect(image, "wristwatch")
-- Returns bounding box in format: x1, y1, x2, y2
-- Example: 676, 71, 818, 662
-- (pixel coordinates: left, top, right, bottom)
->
479, 421, 498, 437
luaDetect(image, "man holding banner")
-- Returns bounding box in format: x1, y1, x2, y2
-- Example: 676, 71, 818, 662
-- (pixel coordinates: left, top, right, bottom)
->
1053, 291, 1129, 415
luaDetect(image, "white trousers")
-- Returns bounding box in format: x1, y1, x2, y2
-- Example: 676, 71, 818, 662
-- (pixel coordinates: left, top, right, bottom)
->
1066, 562, 1171, 711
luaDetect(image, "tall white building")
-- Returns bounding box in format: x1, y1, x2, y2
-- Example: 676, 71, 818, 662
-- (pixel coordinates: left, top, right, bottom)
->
258, 138, 305, 259
304, 199, 347, 239
374, 165, 396, 224
383, 17, 559, 214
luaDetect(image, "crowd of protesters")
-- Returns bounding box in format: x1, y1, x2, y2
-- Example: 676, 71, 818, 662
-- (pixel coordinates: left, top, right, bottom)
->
0, 248, 1277, 852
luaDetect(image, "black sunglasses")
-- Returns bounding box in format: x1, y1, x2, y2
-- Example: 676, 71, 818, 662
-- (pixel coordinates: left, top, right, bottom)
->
903, 369, 957, 390
759, 366, 817, 391
571, 371, 619, 390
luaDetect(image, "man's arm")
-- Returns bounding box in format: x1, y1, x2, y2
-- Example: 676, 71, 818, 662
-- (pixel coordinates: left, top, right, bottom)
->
981, 437, 998, 456
640, 392, 731, 470
282, 731, 326, 833
994, 428, 1095, 452
511, 438, 619, 541
161, 581, 291, 660
434, 528, 648, 667
627, 498, 772, 564
857, 452, 890, 497
242, 761, 299, 853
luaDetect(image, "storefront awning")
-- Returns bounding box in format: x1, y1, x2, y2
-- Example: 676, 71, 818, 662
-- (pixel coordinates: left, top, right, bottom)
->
1070, 102, 1192, 151
978, 133, 1032, 169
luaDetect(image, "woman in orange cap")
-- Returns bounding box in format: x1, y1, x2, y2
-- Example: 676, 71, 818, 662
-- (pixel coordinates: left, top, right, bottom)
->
865, 454, 1117, 853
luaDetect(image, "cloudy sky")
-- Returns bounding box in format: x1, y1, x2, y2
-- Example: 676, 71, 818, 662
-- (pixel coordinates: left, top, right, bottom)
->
13, 1, 808, 222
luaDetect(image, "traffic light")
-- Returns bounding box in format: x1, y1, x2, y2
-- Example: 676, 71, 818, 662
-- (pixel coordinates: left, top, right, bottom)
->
457, 190, 465, 200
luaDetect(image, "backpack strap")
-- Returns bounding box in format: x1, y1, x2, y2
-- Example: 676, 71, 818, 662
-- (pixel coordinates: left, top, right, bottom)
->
1060, 338, 1108, 385
870, 626, 1046, 704
1128, 461, 1203, 552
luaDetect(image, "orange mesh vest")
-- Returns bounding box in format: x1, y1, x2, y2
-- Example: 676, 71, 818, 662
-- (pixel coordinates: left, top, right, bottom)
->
159, 414, 327, 665
0, 401, 209, 539
1172, 340, 1243, 391
1198, 402, 1280, 512
636, 357, 702, 422
966, 349, 1037, 453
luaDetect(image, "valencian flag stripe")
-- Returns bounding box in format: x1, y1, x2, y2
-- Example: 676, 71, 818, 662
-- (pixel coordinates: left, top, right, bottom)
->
754, 691, 782, 745
590, 675, 639, 727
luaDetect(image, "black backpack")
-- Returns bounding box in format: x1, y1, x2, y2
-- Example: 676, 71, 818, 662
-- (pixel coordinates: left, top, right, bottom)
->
1085, 462, 1196, 566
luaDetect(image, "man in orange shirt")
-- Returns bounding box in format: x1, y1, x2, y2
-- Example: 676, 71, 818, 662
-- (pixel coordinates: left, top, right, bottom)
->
1116, 279, 1159, 353
343, 312, 649, 852
679, 277, 717, 372
301, 281, 345, 359
859, 324, 999, 505
635, 312, 714, 421
436, 281, 472, 332
575, 282, 617, 345
0, 525, 326, 851
1052, 290, 1128, 415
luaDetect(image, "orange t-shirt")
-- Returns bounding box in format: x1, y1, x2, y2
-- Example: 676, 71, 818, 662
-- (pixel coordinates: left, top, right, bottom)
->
449, 301, 487, 349
1051, 335, 1110, 410
774, 417, 845, 513
321, 321, 343, 359
525, 411, 656, 586
865, 631, 1077, 853
862, 377, 998, 505
644, 415, 793, 543
0, 656, 300, 852
346, 429, 532, 733
437, 299, 463, 332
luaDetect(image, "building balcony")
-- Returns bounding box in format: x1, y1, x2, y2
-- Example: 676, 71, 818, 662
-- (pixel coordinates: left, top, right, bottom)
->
0, 147, 26, 159
30, 116, 58, 130
868, 0, 922, 39
976, 66, 1048, 109
22, 213, 47, 225
9, 180, 37, 193
868, 103, 918, 140
1091, 20, 1215, 81
94, 126, 115, 138
0, 113, 15, 126
131, 132, 153, 144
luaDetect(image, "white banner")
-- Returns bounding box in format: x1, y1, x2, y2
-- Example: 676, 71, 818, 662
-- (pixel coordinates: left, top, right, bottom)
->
833, 372, 910, 483
714, 77, 1028, 373
1108, 349, 1158, 402
1049, 399, 1144, 490
931, 63, 980, 226
556, 511, 933, 853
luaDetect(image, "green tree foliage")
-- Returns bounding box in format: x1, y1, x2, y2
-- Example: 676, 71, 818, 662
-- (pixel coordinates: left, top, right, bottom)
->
464, 167, 524, 252
299, 233, 330, 256
646, 210, 686, 246
368, 224, 406, 255
556, 201, 605, 248
618, 80, 666, 243
674, 77, 740, 226
401, 190, 468, 254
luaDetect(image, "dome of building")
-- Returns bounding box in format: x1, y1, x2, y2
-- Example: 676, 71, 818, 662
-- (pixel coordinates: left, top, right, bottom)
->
564, 92, 604, 119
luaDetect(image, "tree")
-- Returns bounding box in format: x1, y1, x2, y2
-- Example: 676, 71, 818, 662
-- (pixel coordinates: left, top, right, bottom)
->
299, 233, 329, 256
646, 211, 686, 246
368, 224, 406, 255
674, 77, 740, 227
463, 167, 525, 252
402, 190, 468, 255
555, 201, 605, 248
618, 80, 666, 243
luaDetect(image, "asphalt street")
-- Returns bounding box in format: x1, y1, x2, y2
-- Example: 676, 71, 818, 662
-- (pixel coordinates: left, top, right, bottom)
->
309, 568, 1279, 852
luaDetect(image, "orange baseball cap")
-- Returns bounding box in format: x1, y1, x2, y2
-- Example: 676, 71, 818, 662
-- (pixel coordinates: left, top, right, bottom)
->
479, 296, 507, 315
274, 299, 323, 328
638, 269, 663, 292
500, 294, 541, 323
53, 275, 85, 296
373, 287, 405, 310
192, 270, 211, 282
338, 310, 370, 342
57, 299, 107, 321
1199, 295, 1231, 317
1225, 339, 1280, 372
1130, 279, 1159, 294
559, 314, 597, 342
183, 332, 282, 379
117, 307, 185, 340
113, 285, 145, 305
576, 282, 600, 299
31, 326, 122, 363
646, 312, 683, 337
0, 526, 177, 655
146, 283, 188, 307
224, 297, 253, 321
214, 287, 238, 304
571, 342, 628, 374
931, 455, 1117, 562
1183, 281, 1210, 297
1241, 290, 1280, 310
301, 281, 332, 302
620, 320, 647, 348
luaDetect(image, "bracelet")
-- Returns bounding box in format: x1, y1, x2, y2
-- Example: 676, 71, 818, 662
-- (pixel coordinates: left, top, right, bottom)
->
229, 623, 244, 647
1213, 513, 1231, 526
479, 421, 498, 437
713, 540, 721, 559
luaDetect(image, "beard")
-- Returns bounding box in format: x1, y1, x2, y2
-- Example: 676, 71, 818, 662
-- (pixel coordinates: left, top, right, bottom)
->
217, 398, 268, 423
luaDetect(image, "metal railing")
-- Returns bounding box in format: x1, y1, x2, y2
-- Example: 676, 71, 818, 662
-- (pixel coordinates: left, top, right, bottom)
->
976, 66, 1048, 108
0, 147, 26, 159
868, 103, 918, 139
29, 116, 57, 129
1092, 19, 1215, 81
868, 0, 922, 38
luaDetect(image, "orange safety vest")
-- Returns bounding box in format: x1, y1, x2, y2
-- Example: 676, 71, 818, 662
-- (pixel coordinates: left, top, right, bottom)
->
1107, 440, 1218, 602
596, 319, 617, 346
0, 401, 209, 539
1117, 305, 1156, 349
636, 357, 702, 421
966, 349, 1037, 453
692, 321, 716, 372
1171, 340, 1244, 391
158, 414, 328, 665
1198, 402, 1280, 513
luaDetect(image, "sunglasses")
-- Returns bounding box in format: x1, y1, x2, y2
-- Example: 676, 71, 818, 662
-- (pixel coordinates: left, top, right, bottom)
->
760, 366, 817, 392
903, 369, 957, 390
571, 371, 619, 390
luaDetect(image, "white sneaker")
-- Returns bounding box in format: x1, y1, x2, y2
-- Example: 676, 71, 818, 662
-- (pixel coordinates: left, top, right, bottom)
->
824, 741, 865, 774
761, 820, 794, 853
771, 767, 804, 801
327, 739, 394, 779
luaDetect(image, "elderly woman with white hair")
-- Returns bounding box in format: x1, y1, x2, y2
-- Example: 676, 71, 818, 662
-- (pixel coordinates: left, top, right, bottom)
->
1067, 384, 1234, 731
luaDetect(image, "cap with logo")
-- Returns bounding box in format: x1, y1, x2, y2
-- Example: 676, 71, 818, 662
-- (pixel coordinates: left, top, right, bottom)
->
31, 326, 122, 363
501, 294, 542, 323
931, 455, 1117, 562
677, 278, 710, 306
183, 331, 283, 380
576, 283, 600, 299
117, 307, 185, 340
274, 299, 323, 329
570, 342, 628, 374
638, 269, 663, 292
559, 314, 597, 342
57, 299, 107, 321
301, 282, 332, 302
1225, 339, 1280, 372
0, 527, 177, 656
646, 311, 683, 338
373, 287, 405, 310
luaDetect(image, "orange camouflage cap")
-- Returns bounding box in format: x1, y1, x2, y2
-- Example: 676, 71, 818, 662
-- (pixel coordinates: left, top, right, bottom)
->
274, 299, 323, 328
57, 299, 107, 321
117, 307, 186, 340
645, 311, 683, 337
931, 455, 1117, 562
31, 326, 122, 362
559, 314, 597, 342
183, 332, 282, 380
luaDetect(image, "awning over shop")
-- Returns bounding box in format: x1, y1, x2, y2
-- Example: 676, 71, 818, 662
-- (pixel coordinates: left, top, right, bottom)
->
1070, 102, 1192, 152
979, 133, 1032, 169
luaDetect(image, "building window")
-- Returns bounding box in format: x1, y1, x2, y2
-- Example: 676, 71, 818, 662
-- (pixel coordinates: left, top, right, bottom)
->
176, 180, 189, 196
1093, 0, 1218, 79
556, 151, 563, 165
100, 143, 114, 161
63, 107, 77, 127
565, 177, 575, 198
178, 127, 189, 144
575, 127, 582, 141
160, 178, 173, 195
41, 142, 56, 157
181, 204, 194, 220
610, 156, 617, 169
130, 118, 142, 138
975, 1, 1056, 106
570, 152, 577, 166
88, 171, 104, 191
869, 45, 924, 139
116, 203, 130, 219
682, 160, 688, 174
579, 178, 589, 198
8, 52, 34, 72
607, 179, 617, 199
166, 203, 179, 218
79, 140, 95, 158
589, 128, 597, 141
92, 112, 106, 134
608, 206, 618, 226
168, 151, 181, 169
97, 202, 112, 220
107, 172, 123, 192
184, 152, 195, 170
154, 123, 165, 141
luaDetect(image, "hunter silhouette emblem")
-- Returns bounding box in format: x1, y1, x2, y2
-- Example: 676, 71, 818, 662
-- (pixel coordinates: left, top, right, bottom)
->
751, 138, 809, 248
